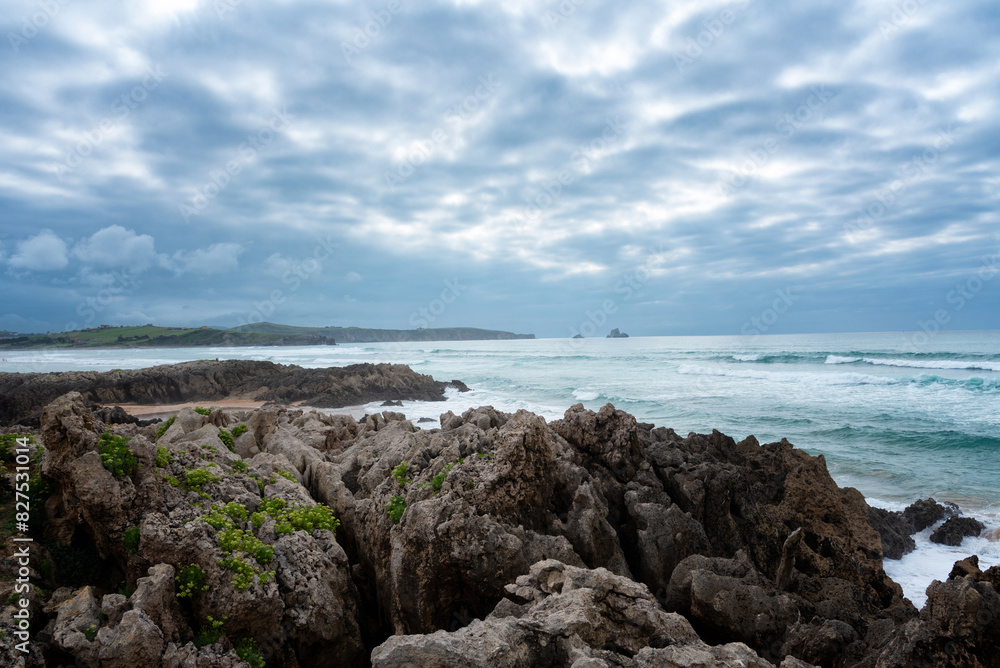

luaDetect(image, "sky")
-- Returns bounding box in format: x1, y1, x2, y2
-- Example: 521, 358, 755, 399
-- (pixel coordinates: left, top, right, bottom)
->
1, 0, 999, 338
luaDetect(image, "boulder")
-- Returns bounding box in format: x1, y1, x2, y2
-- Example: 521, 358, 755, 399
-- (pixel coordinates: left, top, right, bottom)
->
930, 517, 985, 546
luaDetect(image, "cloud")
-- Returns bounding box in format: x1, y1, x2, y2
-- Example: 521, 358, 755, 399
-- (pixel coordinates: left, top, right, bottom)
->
161, 243, 246, 275
6, 231, 69, 271
346, 271, 362, 282
72, 225, 157, 271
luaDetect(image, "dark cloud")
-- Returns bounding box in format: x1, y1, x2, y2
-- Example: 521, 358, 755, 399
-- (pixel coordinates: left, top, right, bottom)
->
0, 0, 997, 336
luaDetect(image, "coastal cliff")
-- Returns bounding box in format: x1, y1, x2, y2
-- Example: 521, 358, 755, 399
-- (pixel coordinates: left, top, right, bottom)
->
0, 390, 996, 666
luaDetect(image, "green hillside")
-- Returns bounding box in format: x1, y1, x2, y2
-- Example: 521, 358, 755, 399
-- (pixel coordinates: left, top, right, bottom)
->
0, 323, 535, 349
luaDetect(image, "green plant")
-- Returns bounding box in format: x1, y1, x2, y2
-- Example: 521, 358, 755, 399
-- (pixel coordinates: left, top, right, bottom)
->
84, 624, 97, 641
193, 615, 226, 647
155, 445, 173, 468
232, 460, 247, 473
431, 462, 457, 494
235, 638, 265, 668
218, 556, 259, 590
124, 526, 140, 554
163, 475, 179, 487
175, 564, 208, 598
249, 474, 265, 492
97, 432, 137, 477
392, 461, 412, 486
194, 407, 211, 416
156, 415, 176, 440
231, 424, 248, 438
182, 468, 220, 492
387, 496, 406, 524
118, 581, 135, 598
1, 433, 34, 462
218, 429, 235, 452
275, 469, 296, 482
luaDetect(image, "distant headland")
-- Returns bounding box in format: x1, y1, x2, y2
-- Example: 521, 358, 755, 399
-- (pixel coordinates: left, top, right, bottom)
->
0, 322, 536, 349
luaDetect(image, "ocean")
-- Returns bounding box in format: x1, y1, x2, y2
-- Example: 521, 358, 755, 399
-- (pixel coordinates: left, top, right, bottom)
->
3, 330, 998, 606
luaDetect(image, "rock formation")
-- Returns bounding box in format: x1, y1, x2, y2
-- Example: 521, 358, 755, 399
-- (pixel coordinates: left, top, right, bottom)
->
0, 393, 994, 667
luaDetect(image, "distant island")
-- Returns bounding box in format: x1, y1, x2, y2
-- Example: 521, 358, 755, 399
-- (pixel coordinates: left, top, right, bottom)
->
606, 328, 629, 338
0, 322, 535, 349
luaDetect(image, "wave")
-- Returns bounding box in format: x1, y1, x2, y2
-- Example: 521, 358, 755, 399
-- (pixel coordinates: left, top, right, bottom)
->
826, 355, 1000, 371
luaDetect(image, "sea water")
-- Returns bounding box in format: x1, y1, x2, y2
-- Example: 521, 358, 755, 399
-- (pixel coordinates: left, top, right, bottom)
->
3, 330, 998, 606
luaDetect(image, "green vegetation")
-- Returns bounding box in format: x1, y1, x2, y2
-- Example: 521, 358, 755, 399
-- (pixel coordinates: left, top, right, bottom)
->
0, 322, 533, 350
155, 415, 176, 440
155, 445, 173, 468
232, 460, 247, 473
175, 564, 208, 598
193, 615, 226, 647
387, 496, 406, 524
124, 526, 140, 554
392, 461, 412, 486
218, 429, 235, 452
432, 462, 458, 493
235, 638, 265, 668
275, 469, 296, 482
1, 433, 34, 462
182, 468, 220, 492
98, 433, 137, 477
85, 624, 97, 641
194, 407, 211, 416
231, 423, 248, 438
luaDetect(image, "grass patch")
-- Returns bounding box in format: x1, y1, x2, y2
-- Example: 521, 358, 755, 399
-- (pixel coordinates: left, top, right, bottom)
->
194, 407, 211, 416
235, 638, 265, 668
193, 615, 226, 647
98, 433, 137, 477
124, 526, 140, 554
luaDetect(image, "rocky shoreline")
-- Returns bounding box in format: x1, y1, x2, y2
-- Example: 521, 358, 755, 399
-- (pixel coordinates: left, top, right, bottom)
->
1, 387, 997, 666
0, 360, 456, 427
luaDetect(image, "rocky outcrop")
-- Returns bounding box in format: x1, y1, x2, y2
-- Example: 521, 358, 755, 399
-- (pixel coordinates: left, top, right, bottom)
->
0, 360, 458, 425
7, 393, 994, 667
606, 328, 629, 338
930, 516, 985, 546
903, 497, 957, 533
869, 506, 917, 559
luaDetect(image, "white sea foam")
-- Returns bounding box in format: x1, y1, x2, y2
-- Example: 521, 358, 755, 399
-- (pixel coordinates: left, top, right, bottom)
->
573, 389, 600, 401
825, 355, 862, 364
732, 354, 762, 361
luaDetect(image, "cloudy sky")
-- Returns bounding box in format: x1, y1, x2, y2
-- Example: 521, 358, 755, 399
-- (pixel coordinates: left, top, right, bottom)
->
1, 0, 998, 337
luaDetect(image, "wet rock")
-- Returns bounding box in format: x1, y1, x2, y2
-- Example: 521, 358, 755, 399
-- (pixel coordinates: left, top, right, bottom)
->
381, 400, 403, 406
869, 506, 916, 559
930, 516, 985, 546
902, 498, 957, 533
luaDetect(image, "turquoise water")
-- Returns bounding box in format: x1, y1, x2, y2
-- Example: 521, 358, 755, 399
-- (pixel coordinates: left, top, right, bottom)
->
4, 331, 998, 604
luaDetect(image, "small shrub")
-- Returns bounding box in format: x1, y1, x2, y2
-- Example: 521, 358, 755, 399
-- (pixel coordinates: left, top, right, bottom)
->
98, 432, 137, 477
393, 461, 412, 486
84, 624, 97, 641
193, 615, 226, 647
218, 429, 235, 452
124, 526, 140, 554
387, 496, 406, 524
276, 469, 296, 482
249, 474, 265, 493
118, 581, 135, 598
155, 415, 176, 440
1, 433, 34, 462
235, 638, 265, 668
155, 445, 173, 468
232, 460, 247, 473
194, 407, 211, 416
218, 556, 258, 590
182, 468, 220, 492
175, 564, 208, 598
231, 423, 248, 438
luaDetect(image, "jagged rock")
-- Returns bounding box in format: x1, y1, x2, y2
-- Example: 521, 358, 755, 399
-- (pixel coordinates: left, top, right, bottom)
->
95, 609, 165, 668
371, 560, 769, 667
930, 516, 984, 546
875, 575, 1000, 667
869, 506, 916, 559
49, 585, 101, 662
381, 400, 403, 407
902, 498, 957, 533
0, 360, 454, 425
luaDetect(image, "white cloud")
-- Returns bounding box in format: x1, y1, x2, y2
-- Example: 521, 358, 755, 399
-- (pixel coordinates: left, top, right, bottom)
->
72, 225, 157, 271
346, 271, 362, 282
6, 230, 69, 271
161, 242, 245, 275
